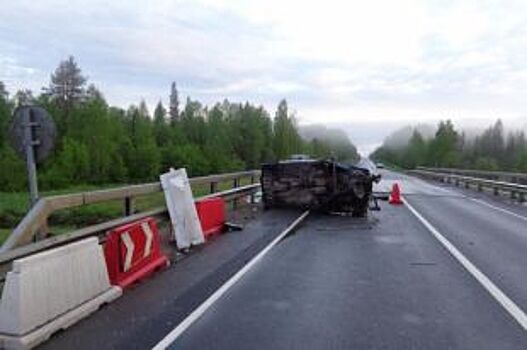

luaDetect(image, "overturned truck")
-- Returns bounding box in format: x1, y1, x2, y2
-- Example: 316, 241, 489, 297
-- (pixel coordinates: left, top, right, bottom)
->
261, 159, 379, 217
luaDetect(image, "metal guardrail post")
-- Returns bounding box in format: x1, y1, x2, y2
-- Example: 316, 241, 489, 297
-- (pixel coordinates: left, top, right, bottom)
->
34, 220, 49, 242
232, 178, 240, 210
250, 175, 256, 204
210, 181, 217, 194
124, 196, 134, 216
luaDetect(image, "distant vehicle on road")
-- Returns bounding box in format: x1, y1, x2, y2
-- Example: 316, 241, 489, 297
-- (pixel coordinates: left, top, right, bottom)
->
376, 162, 385, 169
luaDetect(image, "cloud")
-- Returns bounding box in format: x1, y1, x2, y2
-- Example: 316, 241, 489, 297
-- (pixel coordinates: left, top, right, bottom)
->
1, 0, 527, 152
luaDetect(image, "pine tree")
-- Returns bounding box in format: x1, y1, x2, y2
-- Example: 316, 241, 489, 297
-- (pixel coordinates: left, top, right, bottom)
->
0, 81, 8, 100
0, 82, 12, 148
123, 104, 160, 181
47, 56, 87, 121
403, 130, 426, 168
14, 89, 34, 107
138, 99, 149, 119
428, 120, 459, 167
169, 82, 179, 123
153, 101, 170, 146
273, 99, 302, 160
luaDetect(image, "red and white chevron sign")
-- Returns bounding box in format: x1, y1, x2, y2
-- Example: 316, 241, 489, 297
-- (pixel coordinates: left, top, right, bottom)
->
120, 222, 154, 272
104, 217, 169, 289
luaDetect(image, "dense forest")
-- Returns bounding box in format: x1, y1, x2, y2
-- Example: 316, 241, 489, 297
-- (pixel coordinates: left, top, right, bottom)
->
372, 119, 527, 171
0, 56, 359, 192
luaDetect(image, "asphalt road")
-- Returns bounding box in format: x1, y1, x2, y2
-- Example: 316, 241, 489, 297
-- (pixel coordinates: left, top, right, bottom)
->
39, 209, 304, 350
160, 170, 527, 349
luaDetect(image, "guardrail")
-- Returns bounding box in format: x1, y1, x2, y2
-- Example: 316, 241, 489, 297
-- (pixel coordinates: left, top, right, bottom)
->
416, 167, 527, 185
409, 169, 527, 202
0, 170, 261, 257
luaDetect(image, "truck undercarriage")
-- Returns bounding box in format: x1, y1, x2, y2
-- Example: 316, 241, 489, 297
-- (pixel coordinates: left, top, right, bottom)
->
261, 159, 379, 217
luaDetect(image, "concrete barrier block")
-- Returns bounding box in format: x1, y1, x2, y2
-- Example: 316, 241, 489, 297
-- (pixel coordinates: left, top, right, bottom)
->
0, 237, 122, 349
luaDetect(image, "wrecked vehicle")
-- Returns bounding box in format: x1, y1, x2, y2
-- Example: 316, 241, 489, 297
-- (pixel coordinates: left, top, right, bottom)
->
261, 158, 380, 217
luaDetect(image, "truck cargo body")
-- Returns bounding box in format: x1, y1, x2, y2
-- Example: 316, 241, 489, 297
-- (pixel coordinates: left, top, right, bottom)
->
261, 160, 376, 217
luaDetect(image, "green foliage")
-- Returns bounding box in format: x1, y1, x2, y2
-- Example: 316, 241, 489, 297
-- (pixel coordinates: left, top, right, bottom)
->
372, 119, 527, 172
0, 57, 360, 196
163, 143, 210, 176
299, 124, 360, 163
153, 101, 170, 146
0, 87, 12, 148
40, 137, 90, 188
0, 147, 26, 191
473, 157, 499, 171
273, 99, 302, 159
427, 120, 459, 167
123, 104, 161, 181
0, 85, 25, 192
400, 131, 426, 169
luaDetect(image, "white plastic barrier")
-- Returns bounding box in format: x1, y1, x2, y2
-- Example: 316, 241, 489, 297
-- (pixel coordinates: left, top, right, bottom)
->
0, 237, 122, 349
160, 168, 205, 250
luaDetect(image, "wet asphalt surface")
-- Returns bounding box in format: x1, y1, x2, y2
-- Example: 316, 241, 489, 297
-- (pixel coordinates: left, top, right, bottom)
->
41, 171, 527, 349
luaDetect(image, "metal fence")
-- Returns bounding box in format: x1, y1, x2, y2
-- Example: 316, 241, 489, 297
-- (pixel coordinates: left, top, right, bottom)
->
0, 170, 261, 267
409, 168, 527, 202
416, 167, 527, 185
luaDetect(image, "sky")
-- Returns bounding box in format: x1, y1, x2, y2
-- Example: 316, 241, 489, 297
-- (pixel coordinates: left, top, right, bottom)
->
2, 0, 527, 155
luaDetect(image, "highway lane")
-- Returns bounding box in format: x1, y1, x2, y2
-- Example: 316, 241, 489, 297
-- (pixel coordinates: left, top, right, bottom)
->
396, 178, 527, 317
38, 209, 304, 350
159, 170, 527, 349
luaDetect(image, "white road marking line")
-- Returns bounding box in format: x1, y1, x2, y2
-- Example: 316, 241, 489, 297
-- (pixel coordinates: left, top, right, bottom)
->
468, 197, 527, 223
404, 198, 527, 331
152, 210, 311, 350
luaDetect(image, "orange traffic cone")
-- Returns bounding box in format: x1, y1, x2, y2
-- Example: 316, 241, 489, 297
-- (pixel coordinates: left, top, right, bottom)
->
389, 183, 403, 205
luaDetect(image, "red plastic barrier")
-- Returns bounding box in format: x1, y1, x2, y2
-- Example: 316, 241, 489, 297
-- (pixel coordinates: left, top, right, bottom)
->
195, 198, 226, 239
104, 217, 169, 289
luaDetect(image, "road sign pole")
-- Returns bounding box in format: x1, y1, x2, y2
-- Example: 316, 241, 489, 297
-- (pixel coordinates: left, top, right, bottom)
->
23, 108, 39, 207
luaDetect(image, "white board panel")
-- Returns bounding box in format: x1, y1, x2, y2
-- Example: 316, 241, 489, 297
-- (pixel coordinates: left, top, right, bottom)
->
160, 168, 205, 249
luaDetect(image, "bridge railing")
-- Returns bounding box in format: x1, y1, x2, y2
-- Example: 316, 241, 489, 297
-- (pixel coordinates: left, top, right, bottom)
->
409, 169, 527, 202
0, 170, 261, 264
416, 166, 527, 185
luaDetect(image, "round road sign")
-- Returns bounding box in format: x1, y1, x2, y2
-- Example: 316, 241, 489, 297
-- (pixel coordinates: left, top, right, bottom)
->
9, 106, 56, 163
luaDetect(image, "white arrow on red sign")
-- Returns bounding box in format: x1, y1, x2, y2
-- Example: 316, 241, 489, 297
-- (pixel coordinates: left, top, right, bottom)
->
120, 222, 154, 272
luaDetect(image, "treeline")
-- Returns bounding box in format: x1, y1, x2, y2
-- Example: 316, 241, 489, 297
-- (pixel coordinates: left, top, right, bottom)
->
372, 119, 527, 171
0, 56, 359, 192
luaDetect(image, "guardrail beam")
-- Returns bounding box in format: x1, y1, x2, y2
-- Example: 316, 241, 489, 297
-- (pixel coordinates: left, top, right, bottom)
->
1, 170, 261, 254
409, 169, 527, 205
